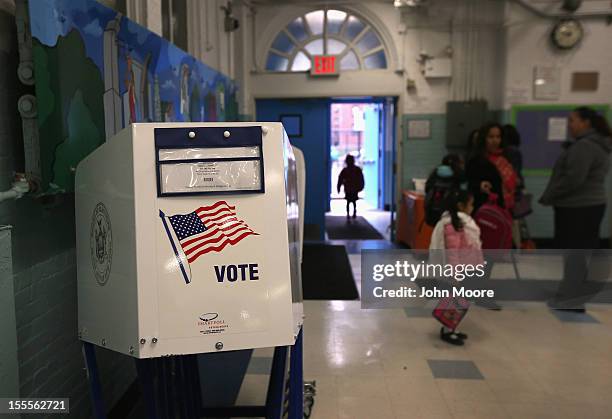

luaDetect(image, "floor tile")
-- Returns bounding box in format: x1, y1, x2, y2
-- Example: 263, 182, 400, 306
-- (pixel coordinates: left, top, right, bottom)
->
549, 309, 600, 323
473, 358, 533, 381
501, 402, 560, 419
338, 395, 395, 419
391, 399, 453, 419
447, 401, 511, 419
435, 379, 497, 403
427, 359, 484, 380
487, 377, 556, 403
403, 307, 433, 318
337, 375, 388, 398
309, 396, 339, 419
384, 375, 446, 404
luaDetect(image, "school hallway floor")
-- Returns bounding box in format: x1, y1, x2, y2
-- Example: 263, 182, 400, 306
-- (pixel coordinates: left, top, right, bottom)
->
235, 214, 612, 419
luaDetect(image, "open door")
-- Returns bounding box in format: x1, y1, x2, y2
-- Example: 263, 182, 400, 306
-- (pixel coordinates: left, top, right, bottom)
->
256, 98, 330, 241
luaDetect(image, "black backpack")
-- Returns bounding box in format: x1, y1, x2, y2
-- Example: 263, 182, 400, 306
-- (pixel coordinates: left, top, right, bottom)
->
424, 177, 455, 227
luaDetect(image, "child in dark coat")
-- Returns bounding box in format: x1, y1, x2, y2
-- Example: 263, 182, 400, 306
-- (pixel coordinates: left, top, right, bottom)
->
337, 154, 365, 219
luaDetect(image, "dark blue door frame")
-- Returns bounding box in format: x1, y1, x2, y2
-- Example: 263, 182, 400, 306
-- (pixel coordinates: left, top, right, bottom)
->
384, 97, 398, 240
256, 98, 331, 241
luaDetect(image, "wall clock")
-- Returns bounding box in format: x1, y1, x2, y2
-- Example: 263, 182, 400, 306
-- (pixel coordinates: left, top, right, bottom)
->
551, 19, 583, 50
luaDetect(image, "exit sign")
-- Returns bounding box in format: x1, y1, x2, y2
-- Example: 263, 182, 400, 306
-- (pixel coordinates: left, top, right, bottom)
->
310, 55, 339, 76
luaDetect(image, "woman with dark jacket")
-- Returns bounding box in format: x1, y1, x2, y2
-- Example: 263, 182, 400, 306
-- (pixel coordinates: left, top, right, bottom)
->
540, 107, 611, 248
466, 123, 517, 212
541, 107, 612, 311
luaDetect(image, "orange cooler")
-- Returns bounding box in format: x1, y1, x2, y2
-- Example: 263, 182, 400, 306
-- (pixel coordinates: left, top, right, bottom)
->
396, 190, 433, 249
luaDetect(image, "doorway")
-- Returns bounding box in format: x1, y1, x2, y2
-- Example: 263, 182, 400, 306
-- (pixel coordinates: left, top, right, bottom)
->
329, 98, 396, 240
255, 97, 396, 241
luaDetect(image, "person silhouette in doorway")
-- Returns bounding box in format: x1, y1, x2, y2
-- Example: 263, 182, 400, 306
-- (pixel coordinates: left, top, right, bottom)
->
337, 154, 365, 220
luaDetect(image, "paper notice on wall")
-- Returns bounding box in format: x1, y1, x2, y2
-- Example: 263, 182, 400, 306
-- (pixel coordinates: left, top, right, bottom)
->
534, 66, 561, 100
408, 119, 431, 139
548, 117, 568, 141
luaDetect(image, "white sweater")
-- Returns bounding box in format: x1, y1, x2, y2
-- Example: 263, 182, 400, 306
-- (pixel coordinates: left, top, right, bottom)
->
429, 211, 482, 250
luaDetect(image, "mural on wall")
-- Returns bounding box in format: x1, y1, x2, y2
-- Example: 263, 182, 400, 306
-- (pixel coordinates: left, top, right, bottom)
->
29, 0, 239, 193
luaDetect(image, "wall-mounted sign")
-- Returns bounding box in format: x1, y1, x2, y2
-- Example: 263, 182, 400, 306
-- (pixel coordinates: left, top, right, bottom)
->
547, 117, 568, 141
407, 119, 431, 139
571, 72, 599, 92
310, 55, 339, 76
533, 66, 561, 100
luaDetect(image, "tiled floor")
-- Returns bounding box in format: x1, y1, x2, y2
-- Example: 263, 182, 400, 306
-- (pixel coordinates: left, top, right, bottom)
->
235, 213, 612, 419
235, 255, 612, 418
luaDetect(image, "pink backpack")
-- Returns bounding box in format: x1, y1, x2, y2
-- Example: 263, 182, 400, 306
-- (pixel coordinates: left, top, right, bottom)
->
473, 196, 513, 249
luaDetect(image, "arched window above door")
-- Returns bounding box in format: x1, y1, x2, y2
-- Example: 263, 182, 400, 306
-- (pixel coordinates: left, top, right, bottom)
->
265, 9, 388, 72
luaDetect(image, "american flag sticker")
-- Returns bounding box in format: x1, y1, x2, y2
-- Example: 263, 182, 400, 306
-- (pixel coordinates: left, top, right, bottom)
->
159, 201, 259, 284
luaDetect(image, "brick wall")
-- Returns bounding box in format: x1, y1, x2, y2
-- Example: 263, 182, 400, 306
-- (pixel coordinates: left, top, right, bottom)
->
13, 249, 136, 418
0, 228, 19, 406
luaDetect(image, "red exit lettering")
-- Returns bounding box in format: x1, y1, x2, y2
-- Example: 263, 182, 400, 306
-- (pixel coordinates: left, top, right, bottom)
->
312, 56, 337, 75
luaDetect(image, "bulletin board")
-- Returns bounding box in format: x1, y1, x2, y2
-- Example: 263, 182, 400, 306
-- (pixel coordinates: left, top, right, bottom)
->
511, 104, 610, 172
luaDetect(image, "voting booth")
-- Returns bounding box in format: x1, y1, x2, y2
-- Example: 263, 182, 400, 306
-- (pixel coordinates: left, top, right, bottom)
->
76, 122, 304, 359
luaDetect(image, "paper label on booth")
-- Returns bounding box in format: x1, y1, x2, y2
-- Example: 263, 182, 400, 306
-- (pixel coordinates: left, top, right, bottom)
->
160, 160, 261, 194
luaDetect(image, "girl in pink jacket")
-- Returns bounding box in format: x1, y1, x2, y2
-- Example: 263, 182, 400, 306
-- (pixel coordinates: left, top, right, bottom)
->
429, 189, 482, 345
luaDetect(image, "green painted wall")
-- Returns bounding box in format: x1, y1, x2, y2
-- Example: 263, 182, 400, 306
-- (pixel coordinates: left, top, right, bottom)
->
400, 114, 448, 189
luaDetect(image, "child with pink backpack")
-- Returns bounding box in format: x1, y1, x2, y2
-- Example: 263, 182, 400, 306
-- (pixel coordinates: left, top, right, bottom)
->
429, 189, 483, 345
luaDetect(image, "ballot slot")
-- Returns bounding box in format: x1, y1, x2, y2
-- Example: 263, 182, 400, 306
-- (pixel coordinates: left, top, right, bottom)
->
154, 126, 265, 196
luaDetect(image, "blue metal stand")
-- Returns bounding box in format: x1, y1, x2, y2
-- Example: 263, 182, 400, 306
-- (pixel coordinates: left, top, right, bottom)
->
288, 329, 304, 419
82, 342, 107, 419
201, 327, 305, 419
83, 327, 304, 419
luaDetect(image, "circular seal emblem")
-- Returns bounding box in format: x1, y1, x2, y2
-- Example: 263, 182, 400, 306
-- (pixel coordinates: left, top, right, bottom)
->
90, 202, 113, 286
